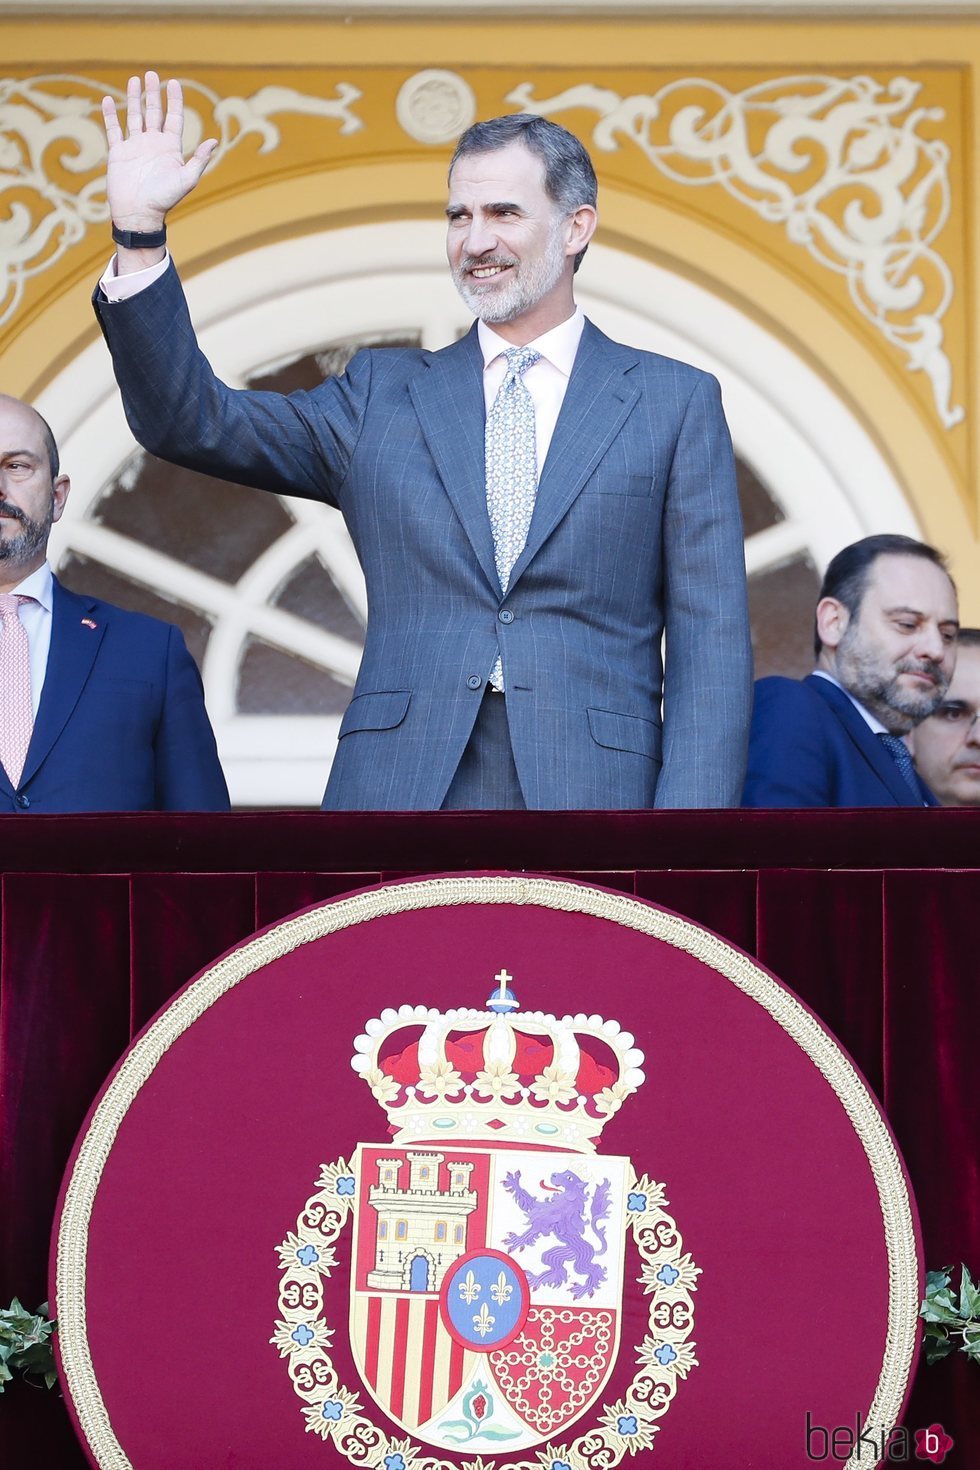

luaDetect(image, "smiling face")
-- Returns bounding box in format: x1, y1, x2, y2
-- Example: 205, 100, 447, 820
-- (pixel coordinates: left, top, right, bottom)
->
816, 552, 959, 733
909, 641, 980, 806
0, 395, 69, 591
446, 140, 596, 343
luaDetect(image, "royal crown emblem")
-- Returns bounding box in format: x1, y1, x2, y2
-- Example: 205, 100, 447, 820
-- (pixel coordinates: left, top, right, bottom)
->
273, 972, 699, 1465
351, 969, 646, 1152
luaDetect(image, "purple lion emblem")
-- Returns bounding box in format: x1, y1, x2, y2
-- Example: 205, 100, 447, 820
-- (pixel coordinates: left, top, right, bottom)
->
501, 1168, 612, 1300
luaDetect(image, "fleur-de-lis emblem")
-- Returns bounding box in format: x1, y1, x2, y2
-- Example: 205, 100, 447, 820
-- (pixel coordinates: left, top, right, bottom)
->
458, 1269, 480, 1305
490, 1271, 513, 1305
472, 1302, 496, 1338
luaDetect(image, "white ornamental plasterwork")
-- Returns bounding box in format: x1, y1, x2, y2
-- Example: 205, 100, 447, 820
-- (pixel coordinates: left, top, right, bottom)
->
508, 75, 964, 430
0, 73, 363, 328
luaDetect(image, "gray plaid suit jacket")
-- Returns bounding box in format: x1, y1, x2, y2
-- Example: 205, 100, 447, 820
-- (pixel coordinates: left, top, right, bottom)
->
94, 263, 751, 810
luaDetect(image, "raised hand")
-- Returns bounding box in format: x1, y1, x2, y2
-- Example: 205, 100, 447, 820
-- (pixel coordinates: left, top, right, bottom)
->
103, 72, 217, 232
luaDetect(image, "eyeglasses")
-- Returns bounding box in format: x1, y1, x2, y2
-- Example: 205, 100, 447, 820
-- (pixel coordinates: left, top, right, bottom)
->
932, 701, 980, 729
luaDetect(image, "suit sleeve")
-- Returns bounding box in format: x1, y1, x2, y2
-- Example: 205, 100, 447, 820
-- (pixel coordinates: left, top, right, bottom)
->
153, 627, 230, 811
93, 261, 369, 506
741, 679, 834, 807
654, 372, 753, 808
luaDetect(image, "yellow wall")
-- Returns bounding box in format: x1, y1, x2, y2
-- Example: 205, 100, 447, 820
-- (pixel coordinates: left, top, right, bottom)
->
2, 11, 979, 613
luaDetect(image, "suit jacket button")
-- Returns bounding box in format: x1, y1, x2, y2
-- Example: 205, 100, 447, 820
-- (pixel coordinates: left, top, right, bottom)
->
498, 609, 514, 624
466, 674, 482, 690
15, 792, 30, 809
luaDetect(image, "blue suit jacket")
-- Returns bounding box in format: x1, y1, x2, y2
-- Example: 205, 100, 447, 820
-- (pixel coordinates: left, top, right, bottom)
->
742, 674, 937, 808
94, 263, 752, 811
0, 579, 229, 813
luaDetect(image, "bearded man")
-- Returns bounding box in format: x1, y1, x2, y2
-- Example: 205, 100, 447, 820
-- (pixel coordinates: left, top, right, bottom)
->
0, 393, 228, 812
93, 74, 751, 810
742, 534, 959, 807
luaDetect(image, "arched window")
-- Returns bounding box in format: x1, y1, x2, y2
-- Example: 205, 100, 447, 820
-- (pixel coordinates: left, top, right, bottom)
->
395, 1220, 407, 1241
434, 1221, 447, 1241
378, 1220, 388, 1240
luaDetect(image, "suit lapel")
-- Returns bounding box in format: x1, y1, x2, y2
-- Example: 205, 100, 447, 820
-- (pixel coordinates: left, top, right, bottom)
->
805, 675, 920, 805
508, 320, 640, 592
21, 580, 105, 786
408, 325, 501, 595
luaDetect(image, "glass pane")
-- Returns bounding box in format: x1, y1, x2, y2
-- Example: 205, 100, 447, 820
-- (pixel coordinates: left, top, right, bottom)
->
272, 550, 364, 641
96, 450, 293, 584
737, 457, 784, 537
748, 555, 822, 679
237, 636, 352, 714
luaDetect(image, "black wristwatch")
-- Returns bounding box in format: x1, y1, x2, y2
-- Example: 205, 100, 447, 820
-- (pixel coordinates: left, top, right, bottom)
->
111, 224, 167, 250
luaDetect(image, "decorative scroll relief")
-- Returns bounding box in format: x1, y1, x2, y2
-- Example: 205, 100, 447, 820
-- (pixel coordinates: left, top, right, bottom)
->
507, 75, 964, 430
0, 73, 363, 328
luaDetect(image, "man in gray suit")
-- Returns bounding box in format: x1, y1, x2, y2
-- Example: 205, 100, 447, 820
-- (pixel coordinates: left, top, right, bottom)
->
95, 72, 751, 810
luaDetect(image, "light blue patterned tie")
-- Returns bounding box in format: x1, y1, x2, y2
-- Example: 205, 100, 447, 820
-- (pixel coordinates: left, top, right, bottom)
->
485, 346, 540, 690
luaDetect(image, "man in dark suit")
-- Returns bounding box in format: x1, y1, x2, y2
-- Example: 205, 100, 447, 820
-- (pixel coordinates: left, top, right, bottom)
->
94, 74, 751, 810
743, 534, 958, 808
0, 393, 228, 813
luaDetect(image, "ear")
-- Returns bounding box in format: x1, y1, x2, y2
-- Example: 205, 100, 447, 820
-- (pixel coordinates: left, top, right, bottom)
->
564, 203, 597, 260
815, 596, 849, 652
51, 473, 70, 524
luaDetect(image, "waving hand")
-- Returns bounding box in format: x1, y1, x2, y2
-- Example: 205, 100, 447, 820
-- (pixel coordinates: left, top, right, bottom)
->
103, 72, 217, 237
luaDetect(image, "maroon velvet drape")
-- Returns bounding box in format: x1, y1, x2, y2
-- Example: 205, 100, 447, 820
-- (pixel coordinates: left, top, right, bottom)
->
2, 811, 977, 1466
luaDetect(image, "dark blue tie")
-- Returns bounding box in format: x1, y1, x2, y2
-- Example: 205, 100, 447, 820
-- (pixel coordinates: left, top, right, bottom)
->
877, 732, 922, 800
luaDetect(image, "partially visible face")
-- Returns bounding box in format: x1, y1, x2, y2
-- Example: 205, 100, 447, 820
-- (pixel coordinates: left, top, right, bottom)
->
910, 643, 980, 806
446, 141, 574, 330
828, 553, 959, 732
0, 396, 68, 579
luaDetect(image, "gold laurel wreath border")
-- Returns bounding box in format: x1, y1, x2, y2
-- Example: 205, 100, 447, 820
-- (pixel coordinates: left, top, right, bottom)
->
56, 874, 918, 1470
274, 1154, 694, 1466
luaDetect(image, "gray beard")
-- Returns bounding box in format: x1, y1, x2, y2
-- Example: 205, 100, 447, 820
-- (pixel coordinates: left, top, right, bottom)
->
835, 628, 948, 733
452, 224, 567, 324
0, 505, 52, 569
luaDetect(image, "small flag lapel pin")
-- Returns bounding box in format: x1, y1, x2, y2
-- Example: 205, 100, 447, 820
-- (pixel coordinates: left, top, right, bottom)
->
81, 618, 97, 629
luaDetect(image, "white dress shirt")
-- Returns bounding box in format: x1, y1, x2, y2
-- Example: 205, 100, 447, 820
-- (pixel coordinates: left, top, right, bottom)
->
478, 311, 584, 476
5, 561, 54, 717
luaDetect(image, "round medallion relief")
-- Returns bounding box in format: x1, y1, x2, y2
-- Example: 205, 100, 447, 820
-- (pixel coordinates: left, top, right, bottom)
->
396, 69, 477, 145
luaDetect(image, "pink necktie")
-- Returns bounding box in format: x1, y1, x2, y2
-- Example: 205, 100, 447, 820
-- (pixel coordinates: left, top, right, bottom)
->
0, 593, 33, 787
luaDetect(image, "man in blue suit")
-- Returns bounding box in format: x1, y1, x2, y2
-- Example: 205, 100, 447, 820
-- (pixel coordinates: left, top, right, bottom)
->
93, 73, 751, 810
0, 394, 228, 813
743, 535, 959, 808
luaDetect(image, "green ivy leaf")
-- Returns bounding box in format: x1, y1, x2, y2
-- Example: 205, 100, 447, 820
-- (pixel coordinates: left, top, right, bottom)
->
920, 1296, 962, 1325
924, 1333, 956, 1365
958, 1264, 980, 1321
0, 1299, 57, 1393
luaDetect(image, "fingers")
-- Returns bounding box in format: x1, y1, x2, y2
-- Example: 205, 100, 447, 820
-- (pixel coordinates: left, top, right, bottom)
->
144, 70, 164, 132
101, 95, 123, 148
185, 139, 219, 188
116, 71, 175, 138
125, 73, 144, 138
163, 77, 183, 137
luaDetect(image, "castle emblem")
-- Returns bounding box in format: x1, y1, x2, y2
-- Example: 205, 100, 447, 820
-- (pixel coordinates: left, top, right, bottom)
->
273, 971, 699, 1463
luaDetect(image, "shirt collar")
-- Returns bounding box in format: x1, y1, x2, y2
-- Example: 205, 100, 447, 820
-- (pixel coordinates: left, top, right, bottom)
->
478, 308, 585, 377
8, 560, 53, 612
812, 669, 888, 734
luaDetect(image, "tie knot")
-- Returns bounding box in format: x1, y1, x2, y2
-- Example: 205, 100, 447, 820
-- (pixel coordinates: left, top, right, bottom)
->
0, 593, 30, 623
503, 346, 540, 381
